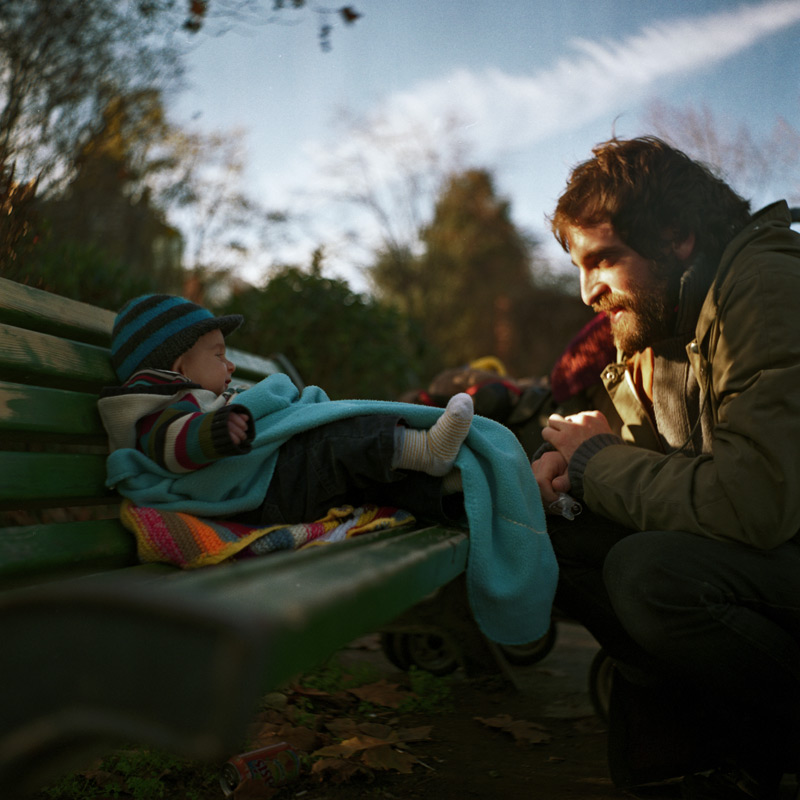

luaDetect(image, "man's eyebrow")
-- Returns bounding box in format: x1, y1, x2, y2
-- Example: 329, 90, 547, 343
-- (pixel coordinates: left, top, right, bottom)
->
579, 245, 623, 268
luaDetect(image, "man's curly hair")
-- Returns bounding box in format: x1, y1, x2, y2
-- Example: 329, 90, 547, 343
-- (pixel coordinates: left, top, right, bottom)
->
550, 136, 752, 266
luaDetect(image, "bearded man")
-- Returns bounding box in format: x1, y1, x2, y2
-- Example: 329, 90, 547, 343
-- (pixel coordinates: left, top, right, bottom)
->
532, 136, 800, 800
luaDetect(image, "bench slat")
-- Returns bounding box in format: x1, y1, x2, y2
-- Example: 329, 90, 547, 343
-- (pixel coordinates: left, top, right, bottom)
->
176, 525, 471, 690
0, 382, 104, 440
0, 324, 115, 391
0, 452, 112, 508
0, 277, 113, 346
0, 519, 137, 587
0, 525, 469, 790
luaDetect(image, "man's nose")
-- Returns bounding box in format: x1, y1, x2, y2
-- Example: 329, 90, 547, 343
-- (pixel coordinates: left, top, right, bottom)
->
580, 270, 606, 307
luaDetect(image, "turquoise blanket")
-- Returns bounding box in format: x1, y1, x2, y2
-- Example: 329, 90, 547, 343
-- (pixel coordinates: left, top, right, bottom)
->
106, 374, 557, 645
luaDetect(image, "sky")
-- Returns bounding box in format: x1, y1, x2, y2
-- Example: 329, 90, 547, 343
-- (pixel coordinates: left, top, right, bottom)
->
172, 0, 800, 292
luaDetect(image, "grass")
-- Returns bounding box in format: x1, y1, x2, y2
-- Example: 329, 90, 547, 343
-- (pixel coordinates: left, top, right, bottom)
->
37, 749, 219, 800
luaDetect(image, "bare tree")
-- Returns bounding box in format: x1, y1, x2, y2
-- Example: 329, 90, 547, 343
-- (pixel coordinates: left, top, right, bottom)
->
158, 125, 290, 281
645, 100, 800, 205
310, 107, 474, 283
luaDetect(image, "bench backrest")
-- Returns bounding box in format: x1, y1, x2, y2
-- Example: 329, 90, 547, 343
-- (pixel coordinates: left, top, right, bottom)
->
0, 277, 301, 589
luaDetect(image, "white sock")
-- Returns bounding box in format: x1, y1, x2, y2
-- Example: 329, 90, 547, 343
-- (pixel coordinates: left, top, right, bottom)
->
392, 393, 474, 477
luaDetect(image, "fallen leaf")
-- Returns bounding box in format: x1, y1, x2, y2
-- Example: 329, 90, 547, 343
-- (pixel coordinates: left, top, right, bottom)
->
246, 722, 282, 748
348, 680, 411, 708
250, 709, 286, 728
311, 757, 372, 783
356, 721, 394, 739
361, 745, 418, 773
313, 734, 389, 759
275, 723, 324, 753
79, 769, 120, 790
325, 717, 360, 738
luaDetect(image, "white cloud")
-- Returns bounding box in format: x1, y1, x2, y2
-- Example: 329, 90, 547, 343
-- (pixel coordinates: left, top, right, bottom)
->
268, 0, 800, 289
372, 0, 800, 153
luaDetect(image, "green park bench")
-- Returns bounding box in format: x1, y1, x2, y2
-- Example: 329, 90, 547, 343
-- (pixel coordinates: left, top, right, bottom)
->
0, 276, 542, 795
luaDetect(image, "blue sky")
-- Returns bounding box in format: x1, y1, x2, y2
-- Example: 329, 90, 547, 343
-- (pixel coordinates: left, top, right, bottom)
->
173, 0, 800, 291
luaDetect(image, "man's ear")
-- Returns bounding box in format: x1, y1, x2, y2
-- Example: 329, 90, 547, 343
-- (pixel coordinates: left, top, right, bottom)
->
672, 232, 695, 262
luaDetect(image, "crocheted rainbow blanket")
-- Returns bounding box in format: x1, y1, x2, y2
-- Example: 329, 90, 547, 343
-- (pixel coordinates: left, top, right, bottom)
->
120, 499, 416, 569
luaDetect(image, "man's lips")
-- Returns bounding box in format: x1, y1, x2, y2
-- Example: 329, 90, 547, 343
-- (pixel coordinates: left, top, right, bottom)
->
593, 300, 627, 322
608, 307, 625, 323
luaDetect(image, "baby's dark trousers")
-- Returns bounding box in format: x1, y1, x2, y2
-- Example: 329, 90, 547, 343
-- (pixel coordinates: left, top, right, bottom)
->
233, 414, 462, 527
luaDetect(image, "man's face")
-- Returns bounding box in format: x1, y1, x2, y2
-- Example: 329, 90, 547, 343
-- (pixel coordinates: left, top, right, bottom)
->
566, 222, 684, 354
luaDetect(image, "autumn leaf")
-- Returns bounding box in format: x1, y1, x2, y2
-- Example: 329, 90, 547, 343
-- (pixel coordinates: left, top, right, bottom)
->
474, 714, 552, 745
361, 744, 418, 773
324, 719, 431, 749
246, 721, 281, 748
276, 723, 324, 753
348, 679, 412, 708
313, 734, 388, 759
231, 777, 278, 799
325, 717, 360, 738
311, 757, 371, 783
355, 721, 394, 739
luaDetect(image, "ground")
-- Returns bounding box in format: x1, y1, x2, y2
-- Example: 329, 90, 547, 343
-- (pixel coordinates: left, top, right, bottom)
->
231, 621, 652, 800
37, 619, 800, 800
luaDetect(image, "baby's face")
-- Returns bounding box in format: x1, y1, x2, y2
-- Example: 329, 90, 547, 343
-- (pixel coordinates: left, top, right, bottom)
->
172, 329, 235, 395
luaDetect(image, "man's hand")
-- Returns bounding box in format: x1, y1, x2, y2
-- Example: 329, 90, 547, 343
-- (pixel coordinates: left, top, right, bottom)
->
541, 410, 613, 465
228, 411, 250, 446
531, 450, 570, 506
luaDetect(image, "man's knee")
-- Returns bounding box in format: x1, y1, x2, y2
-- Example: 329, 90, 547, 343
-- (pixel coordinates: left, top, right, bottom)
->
602, 531, 711, 653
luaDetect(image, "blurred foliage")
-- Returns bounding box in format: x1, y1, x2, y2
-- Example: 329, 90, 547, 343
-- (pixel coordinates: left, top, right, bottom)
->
0, 162, 37, 267
0, 0, 183, 191
3, 237, 163, 311
217, 254, 429, 400
38, 91, 185, 293
0, 93, 182, 307
370, 169, 592, 380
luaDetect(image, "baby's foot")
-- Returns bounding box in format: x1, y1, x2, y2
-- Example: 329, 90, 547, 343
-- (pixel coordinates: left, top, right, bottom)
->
426, 393, 474, 475
392, 392, 474, 476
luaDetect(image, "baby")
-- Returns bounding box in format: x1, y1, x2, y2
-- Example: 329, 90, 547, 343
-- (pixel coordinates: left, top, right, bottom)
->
99, 294, 473, 526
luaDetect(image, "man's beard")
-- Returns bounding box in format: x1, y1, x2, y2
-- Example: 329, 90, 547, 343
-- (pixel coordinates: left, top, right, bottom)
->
593, 261, 681, 355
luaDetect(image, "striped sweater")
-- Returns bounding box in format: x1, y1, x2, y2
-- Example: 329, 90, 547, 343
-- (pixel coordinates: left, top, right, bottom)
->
98, 370, 254, 473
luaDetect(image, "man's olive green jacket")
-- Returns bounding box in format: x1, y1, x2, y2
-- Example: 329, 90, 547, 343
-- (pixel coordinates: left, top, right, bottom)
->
570, 202, 800, 549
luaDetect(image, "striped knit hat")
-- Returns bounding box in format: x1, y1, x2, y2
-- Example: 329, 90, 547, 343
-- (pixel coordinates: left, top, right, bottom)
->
111, 294, 243, 383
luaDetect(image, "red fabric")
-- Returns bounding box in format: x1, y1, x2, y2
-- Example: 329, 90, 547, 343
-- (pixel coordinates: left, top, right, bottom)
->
549, 313, 615, 404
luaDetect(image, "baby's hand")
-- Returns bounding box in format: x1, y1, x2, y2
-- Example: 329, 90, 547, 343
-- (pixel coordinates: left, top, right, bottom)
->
228, 411, 250, 446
